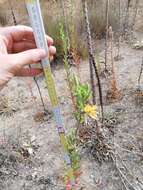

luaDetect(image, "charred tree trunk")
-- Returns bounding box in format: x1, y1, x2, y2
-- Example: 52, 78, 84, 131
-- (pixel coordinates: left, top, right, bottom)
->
82, 0, 104, 119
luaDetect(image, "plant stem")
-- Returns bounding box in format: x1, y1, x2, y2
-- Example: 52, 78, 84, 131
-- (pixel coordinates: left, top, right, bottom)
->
60, 0, 70, 50
82, 0, 96, 105
105, 0, 110, 71
123, 0, 132, 36
131, 0, 139, 32
117, 0, 121, 58
109, 26, 119, 98
82, 0, 104, 119
138, 57, 143, 85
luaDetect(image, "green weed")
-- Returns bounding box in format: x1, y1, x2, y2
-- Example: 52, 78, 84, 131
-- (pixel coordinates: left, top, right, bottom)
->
73, 76, 91, 124
66, 129, 80, 171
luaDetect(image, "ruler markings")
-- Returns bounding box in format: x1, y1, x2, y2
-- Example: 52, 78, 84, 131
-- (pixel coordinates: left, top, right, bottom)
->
26, 0, 75, 188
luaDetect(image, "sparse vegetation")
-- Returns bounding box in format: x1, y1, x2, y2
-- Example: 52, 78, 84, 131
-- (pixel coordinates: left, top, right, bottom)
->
0, 0, 143, 190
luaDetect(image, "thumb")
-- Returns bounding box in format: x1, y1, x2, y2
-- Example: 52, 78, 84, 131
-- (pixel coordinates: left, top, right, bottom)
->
11, 49, 47, 67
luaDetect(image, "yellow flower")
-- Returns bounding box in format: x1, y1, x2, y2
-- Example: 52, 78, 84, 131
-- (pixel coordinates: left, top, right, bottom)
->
84, 104, 98, 120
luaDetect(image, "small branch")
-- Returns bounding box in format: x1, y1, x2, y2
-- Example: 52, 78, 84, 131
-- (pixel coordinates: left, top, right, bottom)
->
91, 55, 104, 120
130, 0, 140, 32
111, 154, 135, 190
123, 0, 132, 36
111, 142, 143, 190
60, 0, 70, 50
82, 0, 96, 105
82, 0, 104, 119
8, 0, 17, 25
117, 0, 121, 59
104, 0, 110, 71
114, 143, 143, 158
138, 57, 143, 85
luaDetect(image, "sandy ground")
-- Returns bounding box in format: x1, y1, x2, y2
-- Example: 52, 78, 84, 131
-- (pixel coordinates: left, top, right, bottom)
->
0, 40, 143, 190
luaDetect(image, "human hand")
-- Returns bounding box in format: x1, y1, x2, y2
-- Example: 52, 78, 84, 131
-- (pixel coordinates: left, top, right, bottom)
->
0, 25, 56, 90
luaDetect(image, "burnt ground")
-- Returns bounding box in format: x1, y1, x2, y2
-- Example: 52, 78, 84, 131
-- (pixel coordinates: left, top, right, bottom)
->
0, 39, 143, 190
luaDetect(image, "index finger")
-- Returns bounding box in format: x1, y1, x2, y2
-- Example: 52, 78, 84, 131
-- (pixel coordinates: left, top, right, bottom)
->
3, 25, 53, 45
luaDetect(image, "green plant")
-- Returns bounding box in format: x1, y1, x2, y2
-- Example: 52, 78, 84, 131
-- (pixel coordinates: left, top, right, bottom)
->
59, 22, 78, 110
59, 23, 70, 73
44, 18, 64, 59
64, 128, 80, 190
73, 76, 91, 124
66, 129, 80, 171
